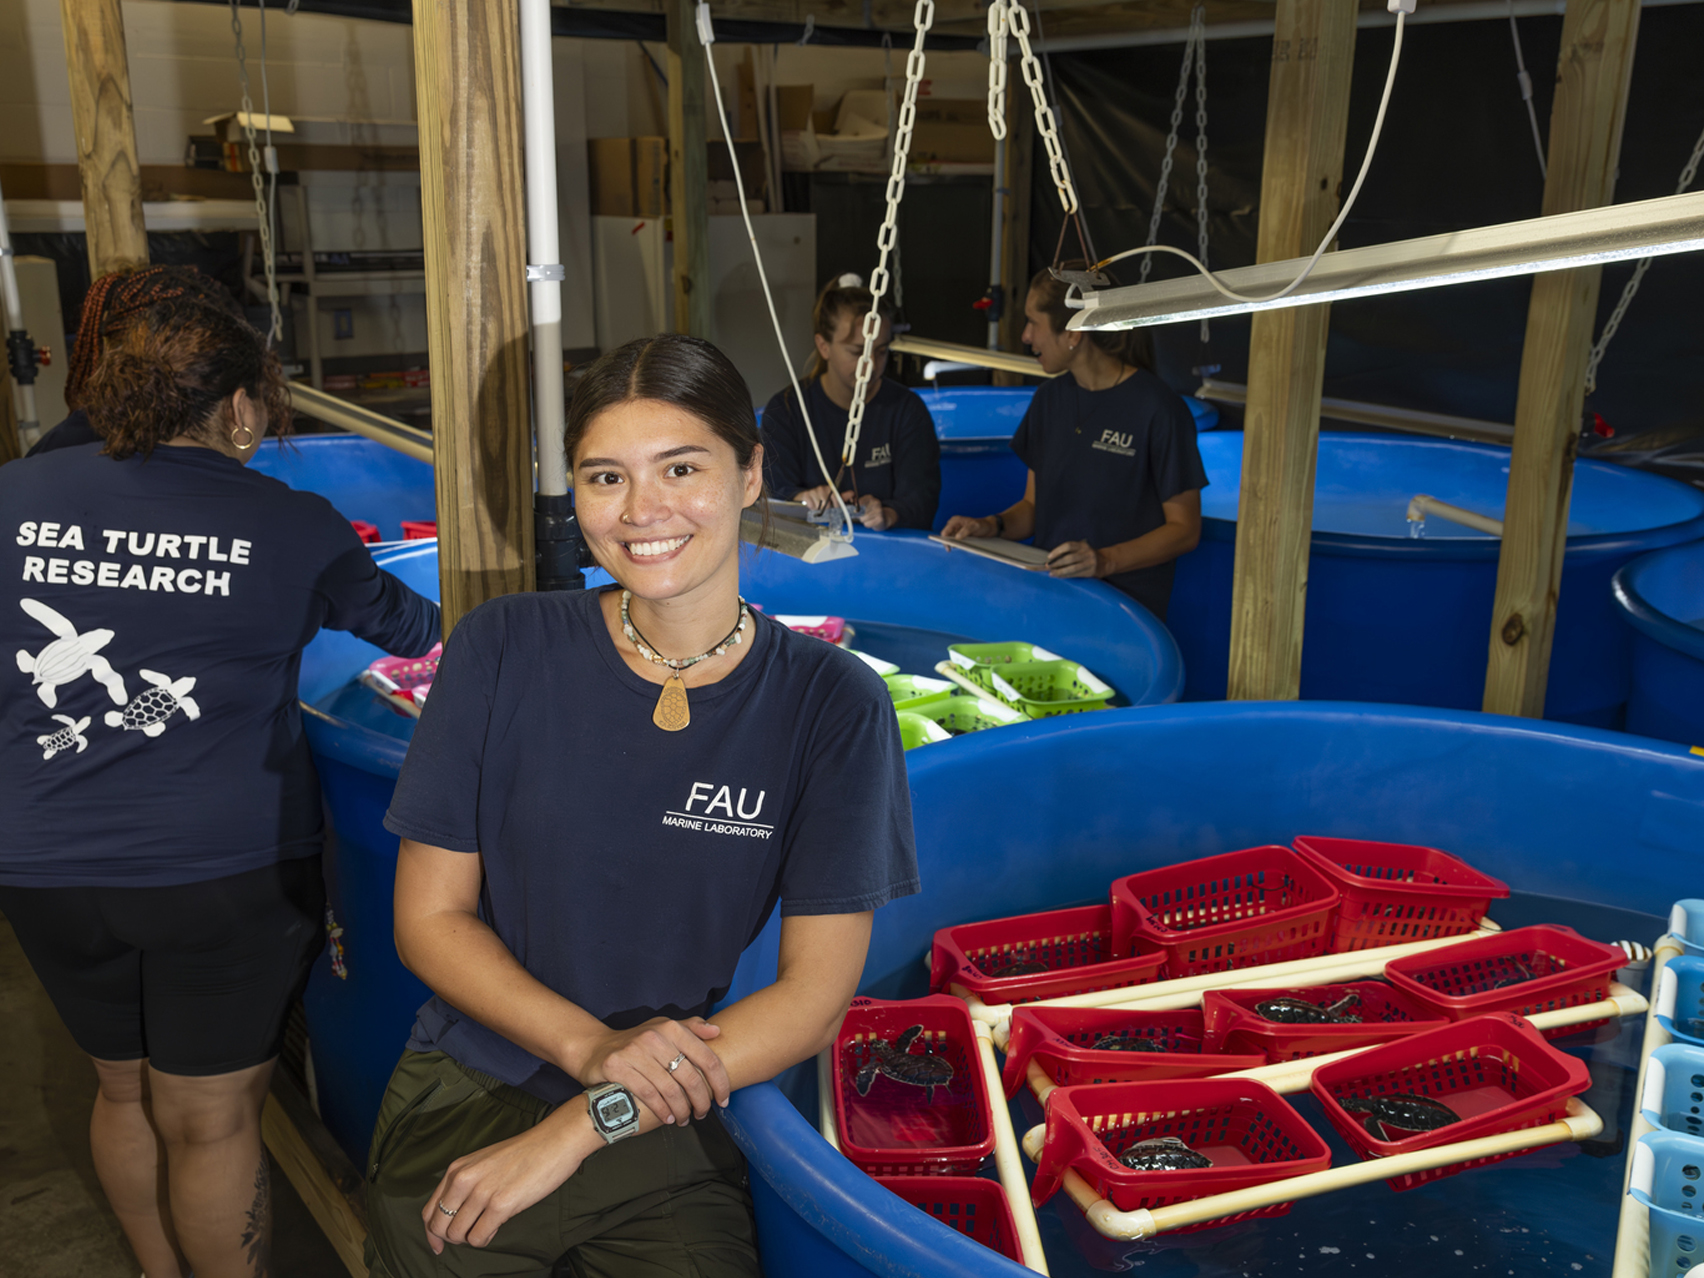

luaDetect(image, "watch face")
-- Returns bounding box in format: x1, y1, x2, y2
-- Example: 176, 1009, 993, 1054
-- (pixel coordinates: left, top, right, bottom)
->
594, 1090, 636, 1129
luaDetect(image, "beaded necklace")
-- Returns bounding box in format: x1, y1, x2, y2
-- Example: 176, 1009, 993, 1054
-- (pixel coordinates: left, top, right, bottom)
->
619, 589, 751, 731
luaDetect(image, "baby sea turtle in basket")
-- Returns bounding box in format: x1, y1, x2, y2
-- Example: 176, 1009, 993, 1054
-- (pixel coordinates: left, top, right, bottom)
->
987, 956, 1051, 978
1488, 960, 1539, 990
1338, 1092, 1461, 1142
853, 1025, 955, 1103
1117, 1136, 1214, 1171
1089, 1033, 1167, 1053
1253, 991, 1363, 1024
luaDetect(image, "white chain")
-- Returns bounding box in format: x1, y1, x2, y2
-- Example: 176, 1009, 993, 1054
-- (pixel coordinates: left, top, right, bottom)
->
986, 1, 1009, 141
1584, 119, 1704, 394
1008, 1, 1077, 216
843, 0, 933, 471
229, 1, 281, 345
1140, 5, 1205, 286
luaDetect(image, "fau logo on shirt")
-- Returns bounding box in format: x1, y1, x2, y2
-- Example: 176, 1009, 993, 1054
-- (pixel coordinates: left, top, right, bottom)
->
865, 443, 893, 467
663, 780, 774, 839
1091, 430, 1136, 458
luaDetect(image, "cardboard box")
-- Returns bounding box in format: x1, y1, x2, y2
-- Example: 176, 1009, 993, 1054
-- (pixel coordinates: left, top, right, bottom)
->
909, 99, 994, 165
776, 85, 815, 132
587, 137, 667, 217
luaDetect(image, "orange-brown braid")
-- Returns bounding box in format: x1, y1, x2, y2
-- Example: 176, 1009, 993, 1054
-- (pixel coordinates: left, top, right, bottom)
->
64, 265, 243, 409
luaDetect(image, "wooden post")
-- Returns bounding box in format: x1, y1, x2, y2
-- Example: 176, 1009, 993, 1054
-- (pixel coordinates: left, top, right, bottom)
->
1225, 0, 1358, 701
412, 0, 536, 632
60, 0, 148, 275
996, 87, 1035, 377
666, 0, 711, 337
1482, 0, 1640, 718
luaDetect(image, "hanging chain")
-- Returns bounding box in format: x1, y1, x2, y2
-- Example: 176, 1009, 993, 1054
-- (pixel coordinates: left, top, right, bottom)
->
843, 0, 933, 471
986, 0, 1008, 141
1140, 5, 1204, 286
1008, 1, 1077, 216
229, 0, 281, 345
1584, 120, 1704, 394
1192, 10, 1211, 342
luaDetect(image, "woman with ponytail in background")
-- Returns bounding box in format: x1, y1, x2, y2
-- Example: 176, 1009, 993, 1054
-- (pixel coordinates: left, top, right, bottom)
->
759, 273, 941, 530
0, 299, 438, 1278
941, 266, 1208, 621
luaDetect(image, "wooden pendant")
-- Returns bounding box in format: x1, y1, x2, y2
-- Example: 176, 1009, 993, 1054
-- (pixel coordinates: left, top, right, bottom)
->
653, 673, 690, 732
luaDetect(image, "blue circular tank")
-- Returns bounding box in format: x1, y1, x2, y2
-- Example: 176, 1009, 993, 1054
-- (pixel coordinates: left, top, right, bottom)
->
295, 536, 1180, 1164
1168, 432, 1704, 725
249, 434, 435, 542
1612, 541, 1704, 745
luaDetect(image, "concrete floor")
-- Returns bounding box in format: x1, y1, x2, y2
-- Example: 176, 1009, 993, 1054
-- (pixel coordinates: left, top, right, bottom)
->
0, 912, 349, 1277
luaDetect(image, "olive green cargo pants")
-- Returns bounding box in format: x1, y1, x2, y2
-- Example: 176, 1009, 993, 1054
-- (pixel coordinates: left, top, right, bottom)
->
364, 1050, 761, 1278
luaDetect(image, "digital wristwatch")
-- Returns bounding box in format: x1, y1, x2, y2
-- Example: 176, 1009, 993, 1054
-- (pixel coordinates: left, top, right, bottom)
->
585, 1082, 641, 1145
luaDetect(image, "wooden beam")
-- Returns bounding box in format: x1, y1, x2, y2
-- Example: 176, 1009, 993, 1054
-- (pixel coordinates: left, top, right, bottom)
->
261, 1094, 368, 1277
413, 0, 536, 632
666, 0, 712, 337
59, 0, 148, 276
996, 87, 1036, 379
1482, 0, 1639, 718
1225, 0, 1358, 701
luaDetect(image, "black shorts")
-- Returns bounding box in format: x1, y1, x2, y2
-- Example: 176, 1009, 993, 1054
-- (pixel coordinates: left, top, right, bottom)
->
0, 857, 325, 1076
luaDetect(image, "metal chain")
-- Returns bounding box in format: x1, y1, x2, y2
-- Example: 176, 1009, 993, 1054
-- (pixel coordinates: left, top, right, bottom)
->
1192, 9, 1211, 342
843, 0, 933, 471
1008, 1, 1077, 216
1584, 119, 1704, 394
986, 0, 1008, 141
1140, 9, 1201, 284
229, 1, 281, 345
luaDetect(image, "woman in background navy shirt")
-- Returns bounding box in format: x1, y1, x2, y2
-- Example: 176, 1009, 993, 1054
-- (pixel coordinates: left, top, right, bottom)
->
942, 268, 1208, 620
0, 300, 439, 1278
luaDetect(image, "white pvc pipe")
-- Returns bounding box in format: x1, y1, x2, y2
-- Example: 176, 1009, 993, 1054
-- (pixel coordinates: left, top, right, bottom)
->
1407, 493, 1506, 536
519, 0, 568, 497
0, 174, 40, 435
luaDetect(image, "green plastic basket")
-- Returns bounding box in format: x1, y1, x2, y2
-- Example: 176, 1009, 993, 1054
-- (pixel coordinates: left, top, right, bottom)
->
882, 673, 956, 711
989, 660, 1113, 718
945, 642, 1064, 692
897, 711, 952, 750
909, 693, 1027, 736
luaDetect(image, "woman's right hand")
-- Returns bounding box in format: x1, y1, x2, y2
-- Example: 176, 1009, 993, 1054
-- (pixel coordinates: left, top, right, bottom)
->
573, 1017, 730, 1126
940, 514, 998, 540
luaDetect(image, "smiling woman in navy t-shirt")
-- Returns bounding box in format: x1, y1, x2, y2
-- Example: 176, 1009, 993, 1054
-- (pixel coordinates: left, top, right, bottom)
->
368, 334, 921, 1275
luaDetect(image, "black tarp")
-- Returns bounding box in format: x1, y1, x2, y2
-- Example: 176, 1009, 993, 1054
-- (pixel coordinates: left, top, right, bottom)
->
1030, 5, 1704, 446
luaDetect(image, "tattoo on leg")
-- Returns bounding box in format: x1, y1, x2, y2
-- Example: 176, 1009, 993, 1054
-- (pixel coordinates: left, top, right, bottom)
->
239, 1158, 271, 1277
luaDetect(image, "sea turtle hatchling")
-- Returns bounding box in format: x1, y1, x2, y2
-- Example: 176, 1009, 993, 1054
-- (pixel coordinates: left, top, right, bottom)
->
1337, 1092, 1461, 1142
1089, 1033, 1166, 1053
1116, 1136, 1213, 1171
37, 714, 91, 760
987, 957, 1051, 978
852, 1025, 955, 1104
1253, 991, 1363, 1024
104, 669, 201, 738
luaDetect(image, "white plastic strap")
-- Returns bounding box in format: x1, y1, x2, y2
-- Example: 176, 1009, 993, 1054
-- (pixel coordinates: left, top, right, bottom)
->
1659, 964, 1679, 1021
1631, 1139, 1656, 1198
1643, 1054, 1668, 1119
1673, 905, 1691, 939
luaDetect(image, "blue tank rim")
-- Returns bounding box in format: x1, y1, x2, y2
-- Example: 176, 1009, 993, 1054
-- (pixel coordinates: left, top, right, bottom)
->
1612, 543, 1704, 662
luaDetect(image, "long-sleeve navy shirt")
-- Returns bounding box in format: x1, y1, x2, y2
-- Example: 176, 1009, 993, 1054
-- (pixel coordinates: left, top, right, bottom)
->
760, 378, 941, 530
0, 443, 440, 888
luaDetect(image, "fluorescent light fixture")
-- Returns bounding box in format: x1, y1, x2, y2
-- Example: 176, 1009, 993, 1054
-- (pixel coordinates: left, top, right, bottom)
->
1069, 189, 1704, 331
741, 511, 858, 563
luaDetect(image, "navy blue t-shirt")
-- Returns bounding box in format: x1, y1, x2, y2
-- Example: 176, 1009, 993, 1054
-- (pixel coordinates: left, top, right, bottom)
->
761, 378, 941, 530
0, 443, 440, 888
26, 410, 100, 457
383, 588, 921, 1103
1011, 370, 1209, 620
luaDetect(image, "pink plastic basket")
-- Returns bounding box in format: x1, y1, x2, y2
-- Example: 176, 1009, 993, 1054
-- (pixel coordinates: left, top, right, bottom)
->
930, 904, 1168, 1007
364, 644, 442, 706
773, 614, 849, 644
1001, 1006, 1266, 1098
1292, 836, 1510, 953
1200, 981, 1452, 1063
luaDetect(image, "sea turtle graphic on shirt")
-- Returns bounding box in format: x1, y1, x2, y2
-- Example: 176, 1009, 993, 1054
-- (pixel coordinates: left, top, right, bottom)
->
37, 714, 91, 760
104, 669, 200, 738
15, 598, 128, 709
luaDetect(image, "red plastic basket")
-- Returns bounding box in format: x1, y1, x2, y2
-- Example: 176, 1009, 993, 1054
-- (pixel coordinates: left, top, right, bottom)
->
1310, 1012, 1592, 1190
1384, 924, 1627, 1036
1110, 847, 1341, 978
364, 644, 442, 705
930, 904, 1168, 1006
350, 520, 381, 544
1001, 1006, 1266, 1098
833, 996, 995, 1176
1200, 981, 1452, 1063
1032, 1078, 1332, 1228
874, 1177, 1022, 1262
1292, 836, 1510, 953
401, 519, 438, 540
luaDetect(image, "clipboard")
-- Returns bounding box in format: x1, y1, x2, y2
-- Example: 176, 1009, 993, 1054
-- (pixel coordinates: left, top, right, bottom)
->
928, 534, 1052, 572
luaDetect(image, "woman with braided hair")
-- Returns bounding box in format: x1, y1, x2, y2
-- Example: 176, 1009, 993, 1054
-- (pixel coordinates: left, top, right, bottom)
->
0, 297, 439, 1277
27, 263, 248, 457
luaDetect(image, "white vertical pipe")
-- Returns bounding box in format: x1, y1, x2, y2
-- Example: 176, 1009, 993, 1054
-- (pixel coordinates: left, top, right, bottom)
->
520, 0, 568, 497
0, 182, 41, 434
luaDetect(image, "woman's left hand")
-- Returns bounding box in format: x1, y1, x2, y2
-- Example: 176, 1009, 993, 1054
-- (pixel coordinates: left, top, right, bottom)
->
856, 496, 897, 531
1046, 541, 1103, 578
422, 1110, 598, 1253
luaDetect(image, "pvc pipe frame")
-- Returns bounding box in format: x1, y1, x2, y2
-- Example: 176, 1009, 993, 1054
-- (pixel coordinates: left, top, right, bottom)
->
519, 0, 568, 498
1407, 494, 1506, 536
974, 1020, 1052, 1274
1610, 933, 1686, 1278
287, 383, 435, 465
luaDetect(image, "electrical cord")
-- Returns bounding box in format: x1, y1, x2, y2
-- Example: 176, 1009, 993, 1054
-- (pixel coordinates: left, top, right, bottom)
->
1507, 0, 1548, 181
697, 4, 855, 541
1079, 5, 1409, 309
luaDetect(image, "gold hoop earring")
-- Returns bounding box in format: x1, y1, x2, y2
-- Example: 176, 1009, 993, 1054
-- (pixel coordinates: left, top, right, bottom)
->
231, 423, 256, 450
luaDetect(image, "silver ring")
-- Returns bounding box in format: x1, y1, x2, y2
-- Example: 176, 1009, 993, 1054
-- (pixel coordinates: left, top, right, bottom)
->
667, 1052, 686, 1073
438, 1203, 458, 1218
